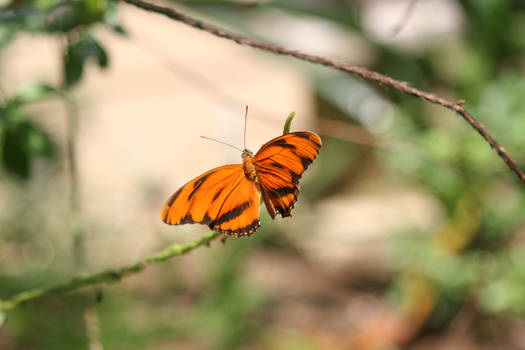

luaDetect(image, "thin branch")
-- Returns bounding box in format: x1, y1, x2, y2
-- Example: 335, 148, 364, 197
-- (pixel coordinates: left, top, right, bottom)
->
120, 0, 525, 183
0, 231, 221, 312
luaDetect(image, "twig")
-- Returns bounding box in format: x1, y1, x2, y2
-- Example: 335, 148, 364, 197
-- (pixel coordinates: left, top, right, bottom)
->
0, 231, 221, 312
120, 0, 525, 183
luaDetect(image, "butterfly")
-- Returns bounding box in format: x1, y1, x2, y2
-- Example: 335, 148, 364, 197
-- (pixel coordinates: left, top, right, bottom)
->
161, 131, 322, 236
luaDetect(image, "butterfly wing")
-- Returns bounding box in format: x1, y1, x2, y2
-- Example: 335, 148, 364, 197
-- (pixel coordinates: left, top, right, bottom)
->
253, 131, 322, 218
161, 164, 261, 236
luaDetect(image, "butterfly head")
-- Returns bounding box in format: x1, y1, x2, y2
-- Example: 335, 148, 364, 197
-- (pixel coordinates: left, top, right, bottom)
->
242, 149, 254, 159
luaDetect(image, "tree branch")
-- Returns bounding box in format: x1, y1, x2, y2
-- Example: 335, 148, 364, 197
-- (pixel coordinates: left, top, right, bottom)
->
120, 0, 524, 183
0, 231, 220, 312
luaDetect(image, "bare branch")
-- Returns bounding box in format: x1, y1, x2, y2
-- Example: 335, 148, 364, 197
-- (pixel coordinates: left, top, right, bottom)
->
120, 0, 524, 183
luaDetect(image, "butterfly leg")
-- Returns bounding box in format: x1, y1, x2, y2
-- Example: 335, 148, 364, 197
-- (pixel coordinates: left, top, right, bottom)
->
221, 234, 228, 244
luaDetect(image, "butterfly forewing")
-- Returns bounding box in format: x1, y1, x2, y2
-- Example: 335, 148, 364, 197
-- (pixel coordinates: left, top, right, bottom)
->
254, 131, 322, 217
161, 164, 261, 236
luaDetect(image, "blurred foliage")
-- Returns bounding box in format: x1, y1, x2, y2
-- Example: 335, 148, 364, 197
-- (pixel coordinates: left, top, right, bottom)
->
0, 83, 56, 178
0, 0, 117, 180
1, 0, 525, 349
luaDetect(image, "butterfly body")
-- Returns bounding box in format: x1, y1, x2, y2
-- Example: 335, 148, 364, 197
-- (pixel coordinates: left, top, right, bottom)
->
161, 131, 321, 237
241, 150, 258, 182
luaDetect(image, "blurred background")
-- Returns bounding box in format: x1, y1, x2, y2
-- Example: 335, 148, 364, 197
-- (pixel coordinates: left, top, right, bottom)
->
1, 0, 525, 349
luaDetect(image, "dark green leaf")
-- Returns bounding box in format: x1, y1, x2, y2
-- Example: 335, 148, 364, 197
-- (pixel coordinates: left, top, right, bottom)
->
63, 34, 109, 88
1, 119, 55, 179
92, 38, 109, 68
107, 23, 127, 36
43, 2, 80, 32
2, 125, 31, 179
64, 41, 85, 88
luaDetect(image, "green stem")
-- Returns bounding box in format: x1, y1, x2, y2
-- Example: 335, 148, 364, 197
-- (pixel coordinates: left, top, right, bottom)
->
62, 34, 84, 270
282, 111, 295, 135
0, 231, 221, 312
65, 93, 84, 269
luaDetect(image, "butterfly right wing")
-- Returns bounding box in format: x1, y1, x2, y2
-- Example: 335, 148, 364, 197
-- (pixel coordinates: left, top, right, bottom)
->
254, 131, 322, 218
161, 164, 261, 236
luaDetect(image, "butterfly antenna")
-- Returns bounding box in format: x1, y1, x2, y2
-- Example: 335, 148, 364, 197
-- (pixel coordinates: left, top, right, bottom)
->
200, 136, 243, 152
243, 105, 248, 150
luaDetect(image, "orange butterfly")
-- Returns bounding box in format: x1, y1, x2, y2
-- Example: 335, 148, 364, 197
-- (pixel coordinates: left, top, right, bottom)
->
161, 131, 322, 236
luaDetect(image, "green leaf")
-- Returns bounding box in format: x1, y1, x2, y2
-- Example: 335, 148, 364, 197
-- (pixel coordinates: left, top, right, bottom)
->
12, 82, 58, 105
1, 120, 55, 179
64, 44, 84, 88
282, 111, 295, 135
2, 125, 31, 179
44, 0, 108, 31
79, 0, 107, 25
43, 2, 80, 32
92, 38, 109, 68
0, 310, 5, 327
64, 34, 109, 88
104, 1, 128, 36
27, 124, 55, 157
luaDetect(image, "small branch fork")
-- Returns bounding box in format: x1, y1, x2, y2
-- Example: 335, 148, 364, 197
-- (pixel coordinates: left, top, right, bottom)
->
121, 0, 524, 183
0, 231, 220, 312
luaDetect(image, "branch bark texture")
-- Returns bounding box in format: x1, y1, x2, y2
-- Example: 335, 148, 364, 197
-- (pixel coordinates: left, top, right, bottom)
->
121, 0, 525, 183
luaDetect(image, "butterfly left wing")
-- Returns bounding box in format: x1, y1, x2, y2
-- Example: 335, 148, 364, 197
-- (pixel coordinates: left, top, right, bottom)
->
254, 131, 322, 218
209, 174, 261, 236
161, 164, 261, 236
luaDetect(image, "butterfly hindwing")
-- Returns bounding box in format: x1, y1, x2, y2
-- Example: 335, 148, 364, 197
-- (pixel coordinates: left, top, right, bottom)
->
161, 164, 261, 236
254, 131, 322, 218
